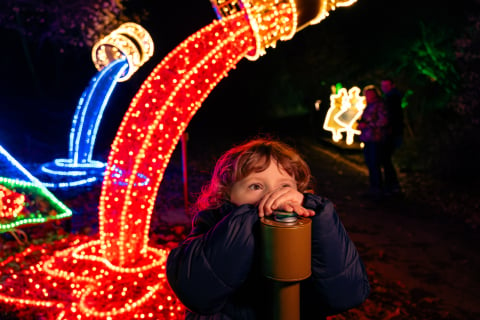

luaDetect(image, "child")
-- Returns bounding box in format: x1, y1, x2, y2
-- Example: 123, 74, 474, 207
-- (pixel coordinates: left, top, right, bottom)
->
166, 138, 370, 319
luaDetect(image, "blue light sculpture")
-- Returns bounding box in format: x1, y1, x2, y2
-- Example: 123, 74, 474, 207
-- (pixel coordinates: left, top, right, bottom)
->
40, 57, 128, 188
39, 23, 154, 189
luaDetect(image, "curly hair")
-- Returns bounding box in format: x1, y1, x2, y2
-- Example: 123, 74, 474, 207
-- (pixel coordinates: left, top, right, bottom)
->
193, 138, 312, 213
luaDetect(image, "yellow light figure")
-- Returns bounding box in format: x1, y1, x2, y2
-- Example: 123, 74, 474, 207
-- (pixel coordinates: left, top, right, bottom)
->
323, 87, 348, 142
323, 86, 366, 145
92, 22, 154, 81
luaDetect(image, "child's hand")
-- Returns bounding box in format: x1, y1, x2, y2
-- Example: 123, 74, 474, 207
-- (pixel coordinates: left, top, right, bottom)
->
257, 187, 315, 218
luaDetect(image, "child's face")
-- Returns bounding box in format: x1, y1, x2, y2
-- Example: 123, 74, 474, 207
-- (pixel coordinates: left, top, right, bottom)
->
229, 159, 297, 206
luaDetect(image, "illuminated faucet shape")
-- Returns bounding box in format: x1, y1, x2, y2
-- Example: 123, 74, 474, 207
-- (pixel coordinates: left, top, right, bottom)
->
0, 1, 358, 319
211, 0, 357, 60
39, 23, 154, 189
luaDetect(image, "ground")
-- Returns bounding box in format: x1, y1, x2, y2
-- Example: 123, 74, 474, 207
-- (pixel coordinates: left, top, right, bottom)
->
299, 140, 480, 319
1, 133, 479, 319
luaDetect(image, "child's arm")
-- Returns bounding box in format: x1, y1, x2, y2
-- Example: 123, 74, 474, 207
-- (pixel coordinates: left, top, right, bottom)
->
302, 193, 371, 314
166, 204, 259, 315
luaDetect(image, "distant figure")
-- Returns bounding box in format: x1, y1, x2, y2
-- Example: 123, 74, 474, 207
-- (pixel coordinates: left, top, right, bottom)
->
357, 85, 389, 198
166, 137, 370, 319
380, 78, 403, 194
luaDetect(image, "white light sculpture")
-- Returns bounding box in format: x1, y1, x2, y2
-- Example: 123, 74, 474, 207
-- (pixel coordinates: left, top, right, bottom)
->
323, 86, 366, 145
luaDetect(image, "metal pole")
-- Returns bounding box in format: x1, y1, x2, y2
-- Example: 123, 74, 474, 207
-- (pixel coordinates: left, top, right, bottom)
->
181, 132, 189, 215
273, 282, 301, 320
261, 214, 312, 320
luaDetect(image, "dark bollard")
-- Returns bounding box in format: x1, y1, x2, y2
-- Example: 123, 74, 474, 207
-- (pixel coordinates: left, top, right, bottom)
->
261, 212, 312, 320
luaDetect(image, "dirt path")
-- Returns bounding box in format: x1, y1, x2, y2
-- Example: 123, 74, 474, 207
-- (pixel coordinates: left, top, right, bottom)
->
300, 142, 480, 318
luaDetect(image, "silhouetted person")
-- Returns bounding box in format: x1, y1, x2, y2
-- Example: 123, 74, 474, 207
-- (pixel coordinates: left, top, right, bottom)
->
357, 85, 389, 198
380, 78, 403, 194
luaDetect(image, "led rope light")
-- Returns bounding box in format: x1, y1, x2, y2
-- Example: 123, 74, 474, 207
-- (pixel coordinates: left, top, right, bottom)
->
99, 12, 257, 266
0, 1, 357, 318
209, 0, 358, 54
0, 12, 256, 318
323, 86, 366, 145
0, 144, 72, 232
70, 58, 129, 165
210, 0, 298, 60
0, 176, 72, 233
40, 57, 127, 183
92, 22, 154, 82
0, 185, 25, 219
311, 0, 358, 25
0, 145, 44, 185
39, 23, 154, 190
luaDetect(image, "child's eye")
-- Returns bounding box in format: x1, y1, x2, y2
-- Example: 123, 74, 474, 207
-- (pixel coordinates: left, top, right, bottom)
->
248, 183, 262, 191
282, 184, 293, 188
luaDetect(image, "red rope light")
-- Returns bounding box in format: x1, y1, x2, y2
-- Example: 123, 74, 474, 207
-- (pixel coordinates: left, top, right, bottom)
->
98, 11, 257, 267
0, 10, 258, 319
0, 0, 352, 315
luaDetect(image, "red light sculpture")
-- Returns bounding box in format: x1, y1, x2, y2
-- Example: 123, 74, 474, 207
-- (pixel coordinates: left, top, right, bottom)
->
0, 1, 357, 318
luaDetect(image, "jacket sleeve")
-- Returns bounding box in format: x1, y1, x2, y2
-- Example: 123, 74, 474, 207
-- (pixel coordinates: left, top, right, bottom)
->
166, 204, 259, 315
302, 193, 371, 314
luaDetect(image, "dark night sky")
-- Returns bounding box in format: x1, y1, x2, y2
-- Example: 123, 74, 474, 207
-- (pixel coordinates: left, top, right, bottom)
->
0, 0, 476, 163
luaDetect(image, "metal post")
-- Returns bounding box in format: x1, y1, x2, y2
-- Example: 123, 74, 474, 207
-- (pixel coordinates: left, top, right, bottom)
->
181, 132, 189, 215
261, 214, 312, 320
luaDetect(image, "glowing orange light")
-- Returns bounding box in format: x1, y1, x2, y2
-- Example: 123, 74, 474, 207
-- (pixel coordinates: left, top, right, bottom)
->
99, 11, 260, 267
92, 23, 154, 82
323, 86, 365, 145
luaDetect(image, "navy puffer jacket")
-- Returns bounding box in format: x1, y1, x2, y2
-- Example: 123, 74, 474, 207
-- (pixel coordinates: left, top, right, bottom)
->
166, 193, 370, 319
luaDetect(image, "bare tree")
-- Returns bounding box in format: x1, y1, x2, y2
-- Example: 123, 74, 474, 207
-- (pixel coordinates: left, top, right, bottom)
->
0, 0, 141, 49
0, 0, 146, 94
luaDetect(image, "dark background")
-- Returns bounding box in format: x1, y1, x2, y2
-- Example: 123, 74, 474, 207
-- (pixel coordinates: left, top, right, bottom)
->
0, 0, 478, 183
